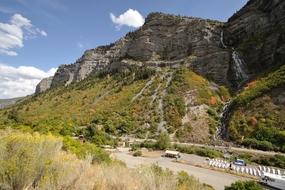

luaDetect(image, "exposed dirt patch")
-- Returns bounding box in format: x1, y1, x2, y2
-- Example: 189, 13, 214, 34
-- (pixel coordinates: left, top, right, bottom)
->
141, 148, 164, 158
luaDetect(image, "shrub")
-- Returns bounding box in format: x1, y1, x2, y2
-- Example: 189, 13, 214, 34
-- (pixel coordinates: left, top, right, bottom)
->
130, 143, 140, 151
207, 109, 216, 117
0, 132, 62, 189
173, 144, 223, 158
225, 180, 263, 190
241, 138, 273, 151
62, 136, 111, 164
177, 170, 206, 189
141, 140, 156, 149
0, 130, 205, 189
167, 126, 175, 134
156, 132, 171, 150
252, 154, 285, 168
133, 150, 142, 157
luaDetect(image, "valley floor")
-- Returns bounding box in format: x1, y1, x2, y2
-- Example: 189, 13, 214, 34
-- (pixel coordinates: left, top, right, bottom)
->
113, 148, 253, 190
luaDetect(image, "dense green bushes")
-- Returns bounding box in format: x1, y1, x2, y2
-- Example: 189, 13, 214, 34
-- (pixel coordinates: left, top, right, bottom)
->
133, 150, 142, 157
131, 132, 171, 151
173, 144, 223, 158
225, 180, 263, 190
251, 154, 285, 168
229, 65, 285, 151
240, 138, 274, 151
62, 136, 112, 164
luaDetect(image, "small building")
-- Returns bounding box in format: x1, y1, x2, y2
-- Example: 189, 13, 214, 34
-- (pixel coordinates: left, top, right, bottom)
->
117, 141, 125, 147
164, 150, 180, 158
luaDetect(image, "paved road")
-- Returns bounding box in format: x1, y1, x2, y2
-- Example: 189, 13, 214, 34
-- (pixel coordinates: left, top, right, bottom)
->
113, 148, 254, 190
176, 142, 278, 156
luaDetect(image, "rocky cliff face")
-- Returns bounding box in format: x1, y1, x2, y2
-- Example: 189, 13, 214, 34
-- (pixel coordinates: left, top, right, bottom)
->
225, 0, 285, 78
35, 76, 53, 95
35, 0, 285, 95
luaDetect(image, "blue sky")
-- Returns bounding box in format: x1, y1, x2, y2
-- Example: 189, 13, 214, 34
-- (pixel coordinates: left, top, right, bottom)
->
0, 0, 248, 99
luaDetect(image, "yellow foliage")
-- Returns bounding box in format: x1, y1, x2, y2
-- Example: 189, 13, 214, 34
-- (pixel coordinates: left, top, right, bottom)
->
0, 131, 205, 190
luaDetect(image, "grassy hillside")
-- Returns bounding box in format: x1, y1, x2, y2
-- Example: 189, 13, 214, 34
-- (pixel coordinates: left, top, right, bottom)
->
0, 67, 224, 145
1, 65, 285, 189
1, 65, 285, 152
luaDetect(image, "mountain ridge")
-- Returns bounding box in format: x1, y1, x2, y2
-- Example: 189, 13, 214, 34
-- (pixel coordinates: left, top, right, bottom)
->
36, 0, 285, 97
0, 97, 25, 109
1, 0, 285, 151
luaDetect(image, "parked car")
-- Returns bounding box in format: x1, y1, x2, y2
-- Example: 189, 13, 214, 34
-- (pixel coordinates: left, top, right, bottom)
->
234, 158, 246, 166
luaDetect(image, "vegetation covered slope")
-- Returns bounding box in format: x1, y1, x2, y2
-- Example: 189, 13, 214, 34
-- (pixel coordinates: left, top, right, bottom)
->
0, 67, 227, 145
229, 64, 285, 151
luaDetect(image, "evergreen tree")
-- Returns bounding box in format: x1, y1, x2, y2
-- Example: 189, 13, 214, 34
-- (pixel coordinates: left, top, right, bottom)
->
156, 132, 171, 150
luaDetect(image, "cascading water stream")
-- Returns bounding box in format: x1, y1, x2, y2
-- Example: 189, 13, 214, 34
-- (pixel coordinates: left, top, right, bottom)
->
215, 51, 249, 141
215, 100, 230, 141
220, 31, 227, 48
231, 51, 249, 87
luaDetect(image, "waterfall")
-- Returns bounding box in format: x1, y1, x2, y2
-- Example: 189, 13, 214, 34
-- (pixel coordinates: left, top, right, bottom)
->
220, 31, 227, 48
215, 101, 230, 141
231, 51, 249, 86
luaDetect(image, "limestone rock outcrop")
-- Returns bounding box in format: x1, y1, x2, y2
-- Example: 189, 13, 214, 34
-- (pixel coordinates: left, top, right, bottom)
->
225, 0, 285, 76
35, 76, 53, 95
35, 0, 285, 95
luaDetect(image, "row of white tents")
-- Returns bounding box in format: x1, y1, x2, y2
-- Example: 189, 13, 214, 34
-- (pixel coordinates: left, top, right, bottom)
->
205, 159, 283, 177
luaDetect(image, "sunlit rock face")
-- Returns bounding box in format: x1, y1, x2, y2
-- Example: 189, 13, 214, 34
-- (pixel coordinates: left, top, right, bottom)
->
225, 0, 285, 77
35, 0, 285, 95
35, 76, 53, 95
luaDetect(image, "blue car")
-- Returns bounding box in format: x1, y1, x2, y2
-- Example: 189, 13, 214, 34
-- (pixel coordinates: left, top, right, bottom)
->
234, 159, 246, 166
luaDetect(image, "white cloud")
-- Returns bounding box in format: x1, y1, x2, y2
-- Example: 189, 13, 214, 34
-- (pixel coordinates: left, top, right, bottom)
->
110, 9, 145, 31
0, 14, 47, 56
37, 28, 47, 36
0, 64, 57, 99
77, 41, 83, 48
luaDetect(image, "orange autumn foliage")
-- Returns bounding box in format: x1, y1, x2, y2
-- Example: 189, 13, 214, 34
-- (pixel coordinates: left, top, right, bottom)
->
110, 96, 116, 100
244, 81, 256, 90
132, 105, 140, 111
249, 116, 257, 126
89, 109, 96, 115
103, 110, 110, 115
156, 78, 161, 83
209, 96, 217, 105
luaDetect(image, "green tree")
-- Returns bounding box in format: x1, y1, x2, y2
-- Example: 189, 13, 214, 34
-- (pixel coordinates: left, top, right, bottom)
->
225, 180, 263, 190
177, 170, 211, 189
156, 132, 171, 150
8, 109, 19, 122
